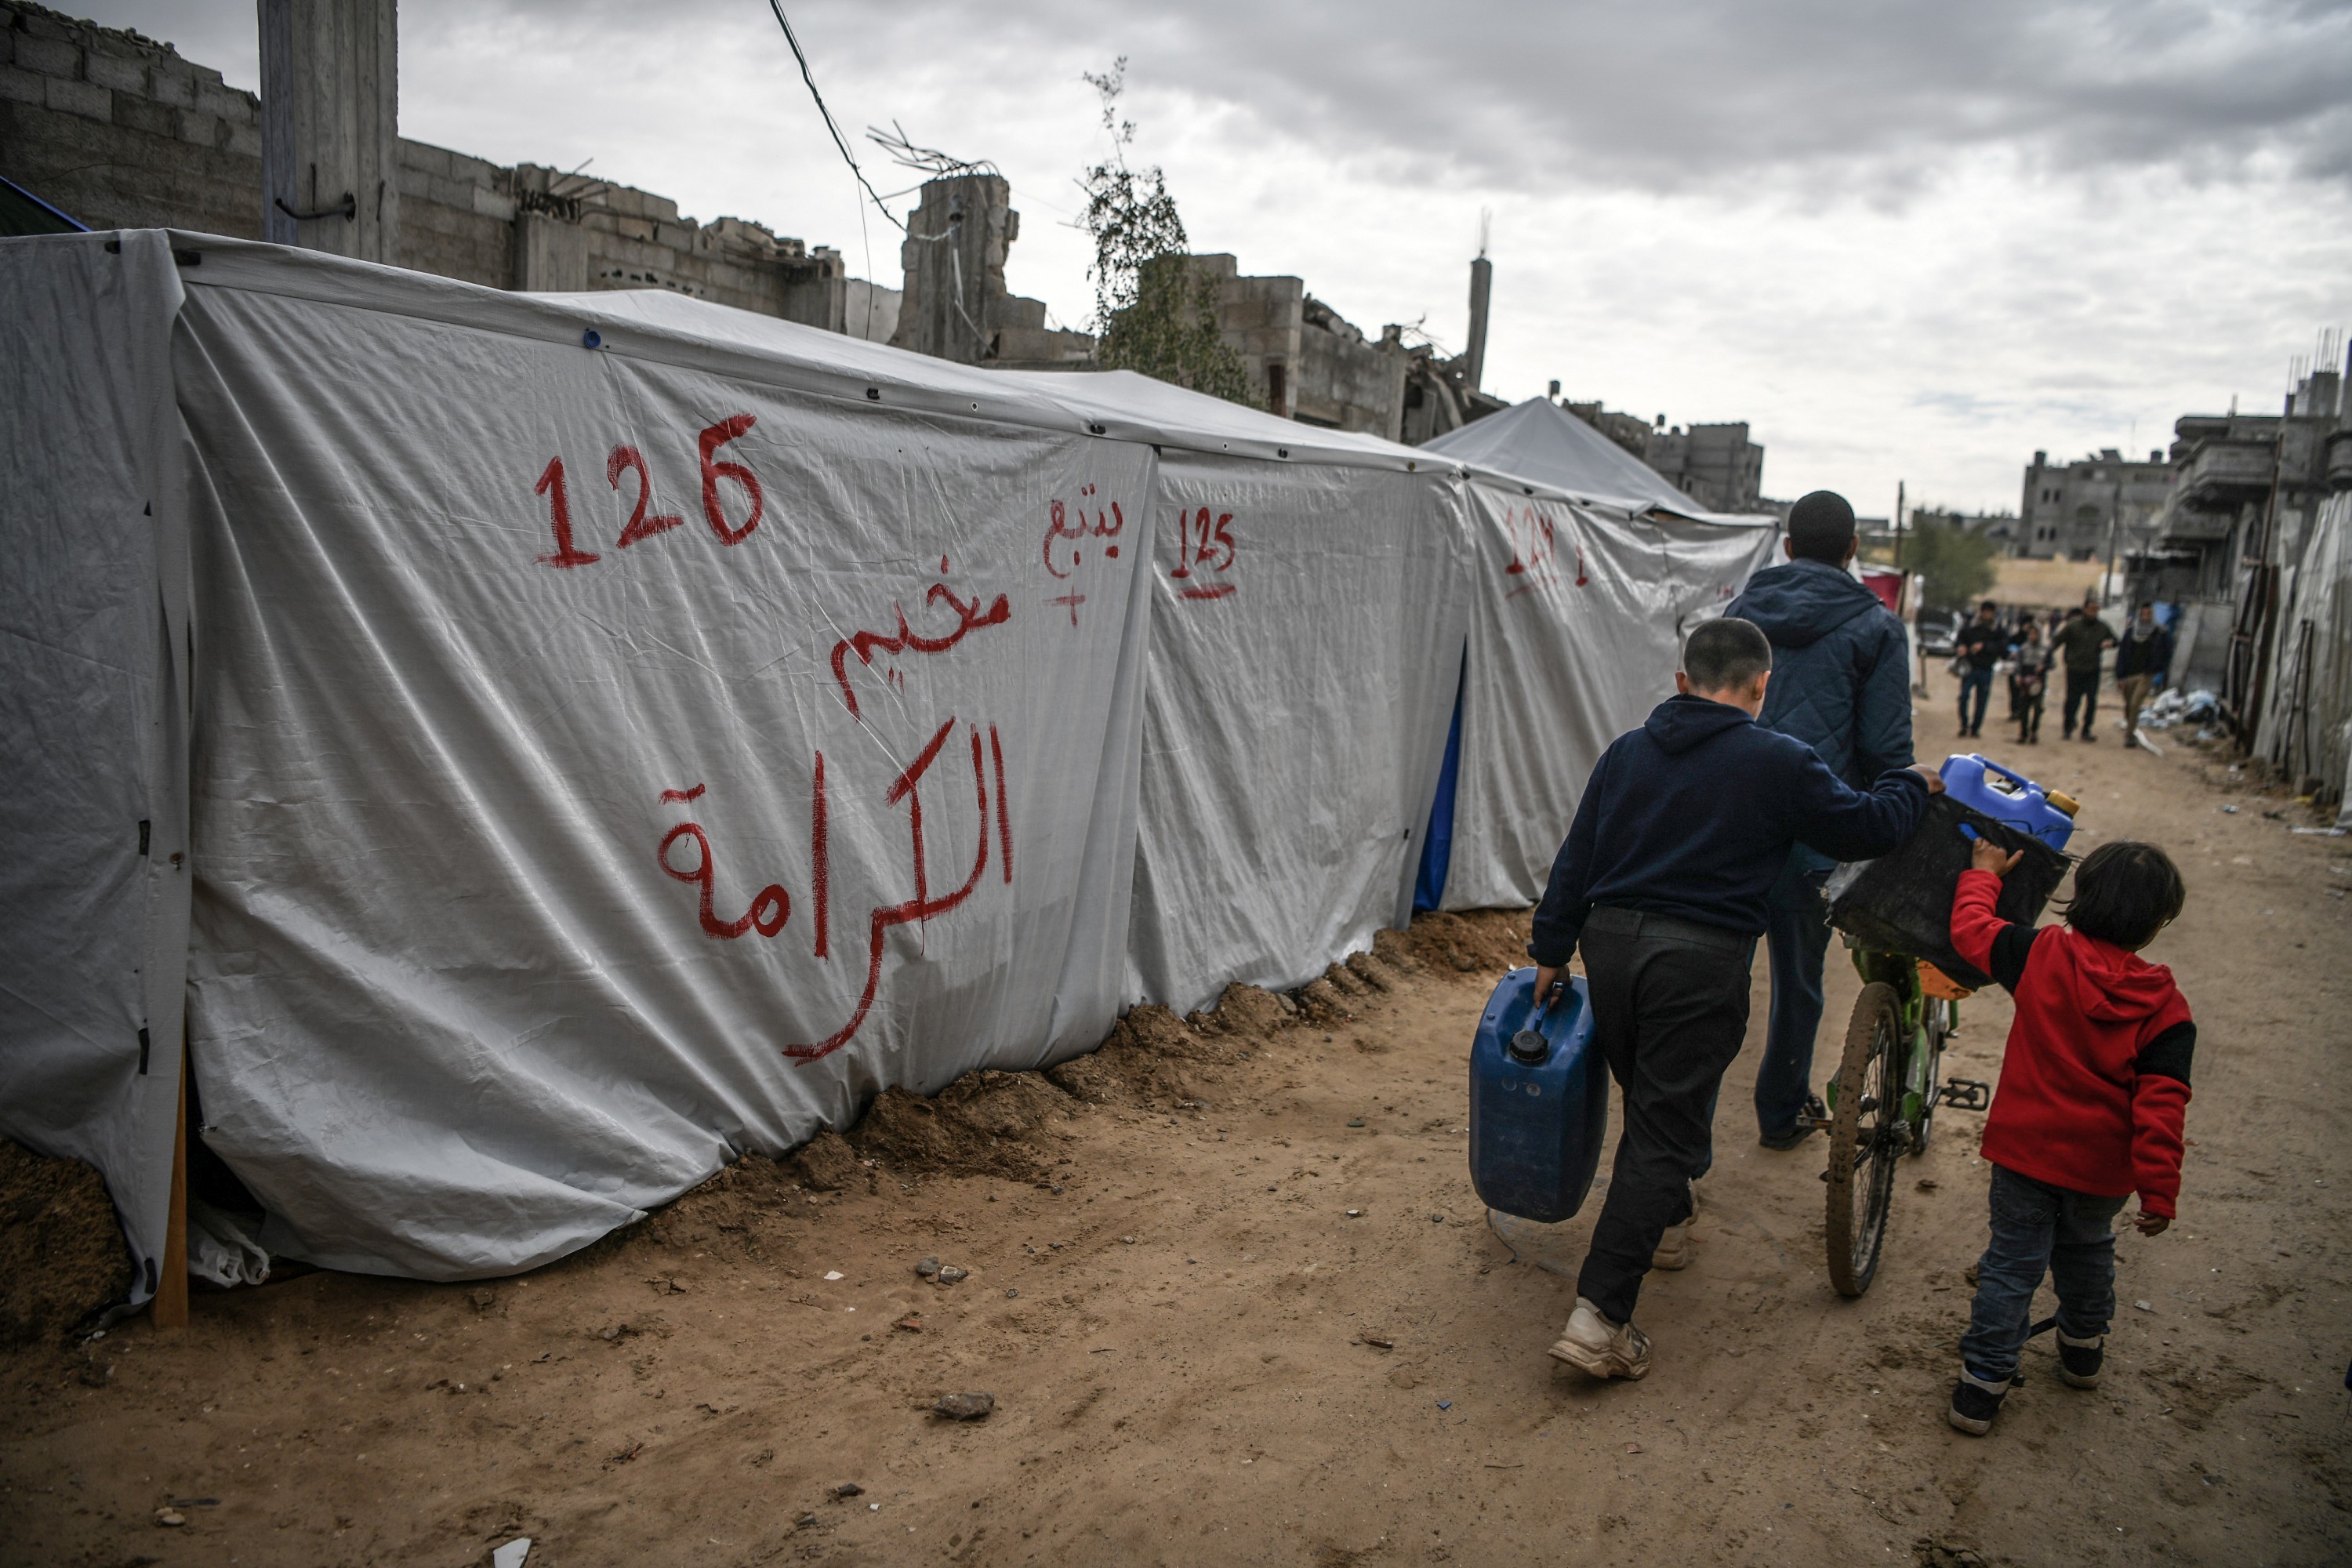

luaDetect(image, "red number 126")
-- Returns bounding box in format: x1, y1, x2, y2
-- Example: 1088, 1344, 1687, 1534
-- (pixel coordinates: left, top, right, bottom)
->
535, 414, 764, 568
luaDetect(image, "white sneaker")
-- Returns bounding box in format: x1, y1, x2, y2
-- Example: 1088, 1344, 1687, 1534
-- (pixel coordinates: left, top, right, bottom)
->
1651, 1218, 1691, 1270
1548, 1297, 1652, 1381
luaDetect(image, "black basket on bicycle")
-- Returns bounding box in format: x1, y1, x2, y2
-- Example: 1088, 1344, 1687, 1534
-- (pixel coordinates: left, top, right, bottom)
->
1822, 794, 2069, 989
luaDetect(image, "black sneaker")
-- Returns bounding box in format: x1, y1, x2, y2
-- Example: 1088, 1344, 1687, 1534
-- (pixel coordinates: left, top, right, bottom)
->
2057, 1334, 2104, 1388
1948, 1379, 2005, 1436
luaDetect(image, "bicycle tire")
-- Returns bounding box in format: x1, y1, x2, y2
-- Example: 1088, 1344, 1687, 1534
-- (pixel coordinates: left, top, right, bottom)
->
1826, 982, 1903, 1297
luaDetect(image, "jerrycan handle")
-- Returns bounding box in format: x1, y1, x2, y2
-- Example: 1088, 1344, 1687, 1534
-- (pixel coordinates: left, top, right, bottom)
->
1973, 754, 2040, 797
1508, 978, 1562, 1065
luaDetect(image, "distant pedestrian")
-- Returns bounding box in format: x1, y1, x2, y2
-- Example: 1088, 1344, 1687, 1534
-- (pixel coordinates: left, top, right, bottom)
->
1726, 491, 1916, 1152
2009, 620, 2051, 745
1953, 601, 2006, 738
2114, 604, 2172, 749
1941, 838, 2194, 1436
2051, 598, 2116, 741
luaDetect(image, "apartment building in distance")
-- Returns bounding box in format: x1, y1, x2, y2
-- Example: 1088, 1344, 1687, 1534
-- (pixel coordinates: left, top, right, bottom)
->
1560, 401, 1766, 513
2018, 448, 2174, 561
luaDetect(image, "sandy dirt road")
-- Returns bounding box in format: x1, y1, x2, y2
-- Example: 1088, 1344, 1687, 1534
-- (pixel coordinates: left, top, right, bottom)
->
5, 704, 2349, 1567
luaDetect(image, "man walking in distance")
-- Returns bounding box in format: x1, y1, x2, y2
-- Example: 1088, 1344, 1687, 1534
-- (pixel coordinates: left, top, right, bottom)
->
2053, 598, 2117, 742
2114, 604, 2172, 749
1726, 490, 1915, 1150
1953, 601, 2007, 739
1530, 619, 1940, 1380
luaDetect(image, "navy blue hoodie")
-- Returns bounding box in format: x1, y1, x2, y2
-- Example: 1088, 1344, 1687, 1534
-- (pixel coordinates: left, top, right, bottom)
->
1528, 694, 1930, 964
1726, 558, 1913, 788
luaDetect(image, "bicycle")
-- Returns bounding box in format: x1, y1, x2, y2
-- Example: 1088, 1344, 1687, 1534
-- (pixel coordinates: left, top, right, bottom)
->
1809, 943, 1991, 1297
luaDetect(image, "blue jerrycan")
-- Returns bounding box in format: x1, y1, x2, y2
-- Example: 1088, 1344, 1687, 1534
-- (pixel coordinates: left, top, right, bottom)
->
1939, 753, 2079, 851
1468, 968, 1610, 1224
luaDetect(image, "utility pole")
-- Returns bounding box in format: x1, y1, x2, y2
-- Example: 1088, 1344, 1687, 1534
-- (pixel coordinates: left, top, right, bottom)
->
1465, 209, 1493, 396
1893, 480, 1905, 572
2117, 484, 2136, 611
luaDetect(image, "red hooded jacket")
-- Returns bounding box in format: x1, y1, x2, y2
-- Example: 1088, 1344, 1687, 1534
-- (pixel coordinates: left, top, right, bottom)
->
1950, 869, 2196, 1216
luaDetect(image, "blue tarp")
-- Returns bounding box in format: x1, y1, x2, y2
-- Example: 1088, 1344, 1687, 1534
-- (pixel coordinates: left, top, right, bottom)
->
1414, 654, 1466, 912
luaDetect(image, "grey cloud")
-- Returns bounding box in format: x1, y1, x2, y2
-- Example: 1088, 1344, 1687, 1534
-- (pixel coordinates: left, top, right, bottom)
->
104, 1, 2352, 192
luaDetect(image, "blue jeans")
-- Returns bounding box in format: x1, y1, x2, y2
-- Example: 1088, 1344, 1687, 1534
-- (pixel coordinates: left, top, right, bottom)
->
1958, 1163, 2127, 1382
1958, 666, 1994, 734
1756, 852, 1832, 1138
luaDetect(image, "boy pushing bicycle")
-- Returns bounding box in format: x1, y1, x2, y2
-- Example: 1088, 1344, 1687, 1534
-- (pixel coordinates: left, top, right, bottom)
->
1944, 836, 2195, 1435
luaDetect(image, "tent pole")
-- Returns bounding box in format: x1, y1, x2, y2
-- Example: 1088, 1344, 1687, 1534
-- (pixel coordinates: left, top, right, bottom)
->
153, 1042, 190, 1330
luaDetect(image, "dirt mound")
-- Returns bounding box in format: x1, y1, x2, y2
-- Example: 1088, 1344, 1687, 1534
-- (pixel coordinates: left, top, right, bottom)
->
790, 1129, 862, 1192
848, 1070, 1075, 1183
1, 1138, 132, 1346
1393, 909, 1533, 976
1189, 982, 1297, 1039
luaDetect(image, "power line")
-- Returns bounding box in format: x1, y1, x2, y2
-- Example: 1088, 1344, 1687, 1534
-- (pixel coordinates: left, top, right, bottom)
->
765, 2, 904, 234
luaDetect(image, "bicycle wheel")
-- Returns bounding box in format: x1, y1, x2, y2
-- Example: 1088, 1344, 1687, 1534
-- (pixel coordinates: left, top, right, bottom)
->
1825, 982, 1903, 1298
1909, 1001, 1948, 1155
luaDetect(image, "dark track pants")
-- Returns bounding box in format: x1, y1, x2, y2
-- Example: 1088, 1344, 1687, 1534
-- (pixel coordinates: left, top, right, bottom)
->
2063, 670, 2100, 737
1756, 855, 1833, 1141
1573, 906, 1757, 1324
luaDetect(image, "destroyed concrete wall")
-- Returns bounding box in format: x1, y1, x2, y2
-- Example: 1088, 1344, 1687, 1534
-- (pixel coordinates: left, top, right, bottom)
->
888, 174, 1090, 368
1294, 297, 1407, 439
2, 3, 851, 331
1647, 422, 1765, 514
1398, 347, 1508, 446
1, 4, 265, 240
1174, 254, 1404, 437
1560, 399, 1766, 513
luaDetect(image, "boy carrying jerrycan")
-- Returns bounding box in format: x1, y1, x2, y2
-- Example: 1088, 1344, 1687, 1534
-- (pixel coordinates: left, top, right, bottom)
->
1526, 618, 1944, 1381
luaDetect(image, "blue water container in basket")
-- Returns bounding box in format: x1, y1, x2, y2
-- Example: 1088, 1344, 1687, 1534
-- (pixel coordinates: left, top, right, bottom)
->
1939, 753, 2079, 851
1468, 968, 1610, 1223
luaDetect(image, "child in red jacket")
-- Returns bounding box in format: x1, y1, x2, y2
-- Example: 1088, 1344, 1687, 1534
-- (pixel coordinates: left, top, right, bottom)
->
1944, 836, 2192, 1436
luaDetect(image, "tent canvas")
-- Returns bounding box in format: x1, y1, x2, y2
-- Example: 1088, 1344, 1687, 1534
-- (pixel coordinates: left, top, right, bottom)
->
1419, 396, 1706, 516
3, 230, 1778, 1294
1436, 479, 1780, 910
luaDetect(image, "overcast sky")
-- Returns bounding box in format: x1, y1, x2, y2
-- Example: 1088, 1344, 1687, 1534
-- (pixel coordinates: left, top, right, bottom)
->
81, 0, 2352, 514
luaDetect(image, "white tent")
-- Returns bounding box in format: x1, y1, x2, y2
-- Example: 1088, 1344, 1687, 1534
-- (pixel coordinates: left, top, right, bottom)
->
1436, 478, 1780, 909
1419, 395, 1708, 516
1, 231, 1775, 1292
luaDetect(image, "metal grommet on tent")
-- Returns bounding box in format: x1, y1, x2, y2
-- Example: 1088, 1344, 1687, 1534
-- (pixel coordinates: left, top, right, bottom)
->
866, 387, 882, 401
1088, 423, 1107, 435
1276, 448, 1290, 459
581, 329, 601, 350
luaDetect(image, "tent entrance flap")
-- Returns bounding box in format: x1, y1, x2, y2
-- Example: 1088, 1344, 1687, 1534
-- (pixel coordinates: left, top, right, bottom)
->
1414, 648, 1467, 913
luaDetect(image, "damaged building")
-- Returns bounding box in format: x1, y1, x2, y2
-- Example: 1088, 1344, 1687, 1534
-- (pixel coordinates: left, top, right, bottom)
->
1555, 401, 1766, 514
2131, 350, 2352, 708
0, 1, 895, 336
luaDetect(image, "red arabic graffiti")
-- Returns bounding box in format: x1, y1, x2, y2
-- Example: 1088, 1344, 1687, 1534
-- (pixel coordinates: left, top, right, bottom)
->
1044, 485, 1124, 578
657, 787, 790, 938
1040, 485, 1127, 627
785, 717, 1011, 1062
810, 752, 829, 959
1169, 506, 1238, 601
532, 415, 764, 567
1501, 506, 1589, 598
829, 584, 1013, 719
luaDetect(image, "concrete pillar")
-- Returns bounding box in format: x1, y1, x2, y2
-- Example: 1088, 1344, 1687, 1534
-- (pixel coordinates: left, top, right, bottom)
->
260, 0, 400, 264
888, 175, 1013, 364
1465, 255, 1492, 394
514, 211, 587, 292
